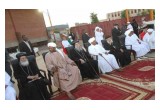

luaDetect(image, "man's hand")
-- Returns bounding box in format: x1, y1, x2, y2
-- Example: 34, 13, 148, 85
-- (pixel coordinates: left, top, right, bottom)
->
27, 75, 35, 80
71, 62, 76, 66
105, 52, 108, 55
120, 49, 124, 53
80, 59, 85, 64
99, 53, 102, 56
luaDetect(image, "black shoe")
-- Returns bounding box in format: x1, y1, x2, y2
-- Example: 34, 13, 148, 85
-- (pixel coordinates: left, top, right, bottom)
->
105, 72, 111, 74
93, 75, 100, 79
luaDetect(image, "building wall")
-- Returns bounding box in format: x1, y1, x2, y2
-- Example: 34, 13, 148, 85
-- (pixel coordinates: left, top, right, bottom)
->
107, 9, 149, 20
5, 9, 48, 48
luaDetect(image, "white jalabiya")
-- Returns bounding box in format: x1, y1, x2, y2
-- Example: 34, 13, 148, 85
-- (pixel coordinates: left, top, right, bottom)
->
143, 29, 155, 49
88, 44, 120, 73
62, 40, 72, 48
95, 27, 104, 46
125, 30, 150, 57
5, 72, 16, 100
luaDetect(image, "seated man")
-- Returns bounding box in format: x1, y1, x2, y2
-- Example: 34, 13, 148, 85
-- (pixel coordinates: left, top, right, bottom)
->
88, 37, 121, 74
125, 29, 150, 59
5, 71, 16, 100
70, 42, 99, 79
13, 52, 50, 100
45, 42, 82, 100
143, 28, 155, 52
102, 35, 131, 67
61, 35, 73, 55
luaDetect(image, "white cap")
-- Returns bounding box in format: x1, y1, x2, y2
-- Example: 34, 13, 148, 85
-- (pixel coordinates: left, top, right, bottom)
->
47, 42, 57, 47
68, 36, 72, 38
147, 29, 154, 33
88, 37, 96, 44
125, 28, 134, 36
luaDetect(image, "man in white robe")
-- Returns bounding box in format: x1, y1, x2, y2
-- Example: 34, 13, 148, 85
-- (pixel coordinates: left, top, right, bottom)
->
125, 29, 150, 59
5, 71, 16, 100
88, 37, 121, 74
95, 27, 104, 46
143, 28, 155, 51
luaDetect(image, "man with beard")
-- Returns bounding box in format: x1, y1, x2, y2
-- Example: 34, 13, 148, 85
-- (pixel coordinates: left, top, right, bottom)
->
45, 42, 82, 100
13, 52, 50, 100
70, 42, 99, 79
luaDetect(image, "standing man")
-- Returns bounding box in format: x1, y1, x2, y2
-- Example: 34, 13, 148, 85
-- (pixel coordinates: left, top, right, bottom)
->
19, 35, 35, 56
69, 31, 76, 40
95, 26, 104, 46
111, 24, 131, 66
131, 19, 139, 37
82, 29, 90, 51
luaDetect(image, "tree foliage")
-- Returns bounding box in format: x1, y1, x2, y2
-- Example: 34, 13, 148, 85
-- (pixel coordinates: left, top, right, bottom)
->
90, 12, 99, 24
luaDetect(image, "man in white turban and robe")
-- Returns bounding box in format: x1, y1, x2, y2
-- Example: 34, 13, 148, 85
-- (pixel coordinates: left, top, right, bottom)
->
143, 28, 155, 51
45, 42, 82, 100
95, 27, 104, 46
88, 37, 121, 74
125, 29, 150, 59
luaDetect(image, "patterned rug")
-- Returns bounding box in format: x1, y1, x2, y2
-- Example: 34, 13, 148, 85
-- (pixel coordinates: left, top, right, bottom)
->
109, 58, 155, 82
51, 58, 155, 100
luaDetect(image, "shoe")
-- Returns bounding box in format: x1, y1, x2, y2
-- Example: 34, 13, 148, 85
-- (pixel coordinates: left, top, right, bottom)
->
105, 72, 111, 74
116, 69, 123, 72
136, 58, 142, 61
140, 56, 148, 59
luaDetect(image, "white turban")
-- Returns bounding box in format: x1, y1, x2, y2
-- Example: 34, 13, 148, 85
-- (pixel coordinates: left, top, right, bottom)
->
147, 29, 154, 33
88, 37, 96, 44
125, 28, 133, 36
47, 42, 57, 47
68, 36, 72, 38
94, 26, 100, 32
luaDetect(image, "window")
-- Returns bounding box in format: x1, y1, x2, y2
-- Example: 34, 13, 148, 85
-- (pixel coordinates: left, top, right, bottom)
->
134, 10, 137, 13
131, 10, 133, 14
118, 12, 120, 16
115, 13, 117, 17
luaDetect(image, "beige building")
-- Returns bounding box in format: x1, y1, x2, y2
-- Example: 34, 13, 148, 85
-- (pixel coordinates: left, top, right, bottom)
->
107, 9, 149, 20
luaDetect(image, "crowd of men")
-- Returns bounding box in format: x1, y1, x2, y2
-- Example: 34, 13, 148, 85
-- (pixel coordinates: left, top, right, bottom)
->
5, 18, 155, 100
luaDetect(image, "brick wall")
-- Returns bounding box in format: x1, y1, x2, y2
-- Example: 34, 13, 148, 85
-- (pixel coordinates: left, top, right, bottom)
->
70, 15, 150, 40
5, 9, 48, 48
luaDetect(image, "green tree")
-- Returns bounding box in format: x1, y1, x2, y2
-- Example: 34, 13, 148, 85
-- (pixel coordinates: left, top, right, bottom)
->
121, 10, 126, 18
90, 12, 99, 24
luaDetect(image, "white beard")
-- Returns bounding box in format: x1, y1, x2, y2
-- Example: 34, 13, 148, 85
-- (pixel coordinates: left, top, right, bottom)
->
20, 60, 29, 66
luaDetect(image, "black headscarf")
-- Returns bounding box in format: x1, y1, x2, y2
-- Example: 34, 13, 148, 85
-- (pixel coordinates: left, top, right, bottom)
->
16, 52, 27, 61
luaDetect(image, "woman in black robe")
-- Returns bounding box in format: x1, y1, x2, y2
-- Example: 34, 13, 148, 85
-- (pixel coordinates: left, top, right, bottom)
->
12, 53, 50, 100
70, 42, 99, 80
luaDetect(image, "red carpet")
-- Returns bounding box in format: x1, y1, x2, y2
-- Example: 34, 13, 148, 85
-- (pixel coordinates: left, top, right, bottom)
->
52, 76, 154, 100
51, 59, 154, 100
111, 59, 155, 82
